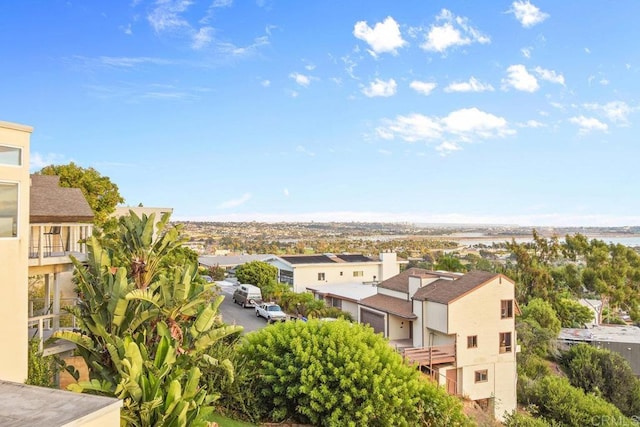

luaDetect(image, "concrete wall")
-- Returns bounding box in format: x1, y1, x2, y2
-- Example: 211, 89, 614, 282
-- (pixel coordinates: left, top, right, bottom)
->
425, 301, 448, 334
0, 121, 32, 382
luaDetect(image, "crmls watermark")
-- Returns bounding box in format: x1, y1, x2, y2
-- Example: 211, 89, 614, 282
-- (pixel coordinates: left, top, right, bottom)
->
590, 415, 640, 426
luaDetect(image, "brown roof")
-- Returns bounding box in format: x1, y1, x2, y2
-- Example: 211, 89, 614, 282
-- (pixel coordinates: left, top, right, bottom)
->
413, 270, 500, 304
30, 175, 94, 223
377, 267, 439, 293
359, 294, 417, 319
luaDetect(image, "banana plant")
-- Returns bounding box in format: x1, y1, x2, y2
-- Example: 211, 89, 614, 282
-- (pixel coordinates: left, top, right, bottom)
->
54, 211, 242, 426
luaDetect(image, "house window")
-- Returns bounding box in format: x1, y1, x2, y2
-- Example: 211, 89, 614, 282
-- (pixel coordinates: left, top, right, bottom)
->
0, 182, 18, 237
318, 272, 325, 281
499, 332, 512, 353
340, 271, 343, 276
467, 335, 478, 348
474, 370, 488, 383
0, 145, 21, 166
501, 300, 513, 319
353, 271, 364, 277
331, 298, 342, 309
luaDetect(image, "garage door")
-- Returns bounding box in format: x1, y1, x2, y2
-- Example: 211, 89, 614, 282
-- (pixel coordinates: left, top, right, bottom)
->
361, 309, 385, 334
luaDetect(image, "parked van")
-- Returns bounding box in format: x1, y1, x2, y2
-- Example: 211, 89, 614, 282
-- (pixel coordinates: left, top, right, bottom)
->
232, 284, 263, 308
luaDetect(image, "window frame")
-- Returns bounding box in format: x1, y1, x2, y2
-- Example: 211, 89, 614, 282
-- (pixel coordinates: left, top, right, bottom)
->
352, 270, 364, 277
0, 181, 19, 238
474, 370, 488, 383
467, 335, 478, 349
499, 332, 512, 353
317, 272, 325, 281
0, 144, 22, 166
501, 299, 514, 319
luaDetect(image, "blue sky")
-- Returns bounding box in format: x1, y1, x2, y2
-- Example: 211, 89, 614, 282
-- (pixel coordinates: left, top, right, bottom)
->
1, 1, 639, 227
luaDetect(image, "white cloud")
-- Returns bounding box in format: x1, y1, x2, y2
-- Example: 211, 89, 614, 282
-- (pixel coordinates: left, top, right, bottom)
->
192, 26, 213, 50
289, 72, 311, 87
283, 188, 289, 197
421, 9, 490, 53
519, 119, 545, 128
378, 149, 392, 155
444, 77, 494, 93
534, 66, 565, 85
218, 193, 252, 209
147, 0, 192, 33
510, 1, 549, 28
442, 108, 515, 139
502, 64, 539, 92
584, 101, 633, 124
212, 0, 232, 7
521, 47, 531, 58
362, 78, 397, 97
435, 141, 462, 155
569, 116, 608, 134
353, 16, 406, 57
261, 79, 271, 87
409, 80, 437, 95
376, 107, 513, 152
585, 47, 591, 54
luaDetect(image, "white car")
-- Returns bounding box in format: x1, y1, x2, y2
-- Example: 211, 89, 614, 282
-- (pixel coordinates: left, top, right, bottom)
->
255, 302, 287, 323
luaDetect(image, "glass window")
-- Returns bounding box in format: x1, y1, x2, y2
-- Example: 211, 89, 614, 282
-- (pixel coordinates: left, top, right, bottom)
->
318, 272, 325, 281
499, 332, 512, 353
0, 182, 18, 237
353, 271, 364, 277
0, 146, 21, 166
467, 335, 478, 348
475, 370, 488, 383
501, 300, 513, 319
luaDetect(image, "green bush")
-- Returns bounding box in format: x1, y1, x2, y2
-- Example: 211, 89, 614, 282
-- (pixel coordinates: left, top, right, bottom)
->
238, 319, 471, 427
560, 343, 640, 416
522, 375, 634, 426
26, 338, 59, 388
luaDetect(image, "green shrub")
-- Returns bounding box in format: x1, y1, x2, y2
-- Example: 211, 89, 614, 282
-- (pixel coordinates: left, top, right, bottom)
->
26, 338, 59, 388
238, 319, 471, 427
522, 375, 634, 426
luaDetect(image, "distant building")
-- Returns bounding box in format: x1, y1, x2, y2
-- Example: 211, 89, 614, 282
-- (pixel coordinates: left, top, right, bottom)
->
265, 252, 406, 293
198, 254, 275, 273
558, 325, 640, 375
578, 298, 603, 327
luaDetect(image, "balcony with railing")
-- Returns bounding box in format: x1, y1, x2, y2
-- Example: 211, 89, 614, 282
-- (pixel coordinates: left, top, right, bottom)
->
28, 223, 92, 267
28, 297, 78, 356
402, 344, 456, 368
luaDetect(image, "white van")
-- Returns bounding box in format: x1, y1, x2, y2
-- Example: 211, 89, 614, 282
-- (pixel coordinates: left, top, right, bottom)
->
232, 284, 263, 308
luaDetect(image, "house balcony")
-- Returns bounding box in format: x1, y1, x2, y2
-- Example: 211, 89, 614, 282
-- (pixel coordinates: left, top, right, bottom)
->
402, 344, 456, 368
28, 223, 92, 269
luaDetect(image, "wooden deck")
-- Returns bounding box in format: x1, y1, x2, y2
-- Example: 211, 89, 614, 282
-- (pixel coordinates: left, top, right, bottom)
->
403, 344, 456, 367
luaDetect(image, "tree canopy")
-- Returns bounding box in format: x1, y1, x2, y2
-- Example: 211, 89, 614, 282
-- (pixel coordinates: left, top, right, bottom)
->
38, 162, 124, 226
235, 260, 278, 288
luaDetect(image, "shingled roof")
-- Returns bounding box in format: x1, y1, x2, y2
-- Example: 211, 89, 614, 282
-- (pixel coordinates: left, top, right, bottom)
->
359, 294, 417, 319
413, 270, 500, 304
30, 175, 94, 223
377, 267, 437, 293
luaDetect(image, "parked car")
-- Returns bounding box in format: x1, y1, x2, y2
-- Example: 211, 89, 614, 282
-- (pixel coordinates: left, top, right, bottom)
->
232, 284, 263, 308
255, 302, 287, 323
200, 275, 214, 283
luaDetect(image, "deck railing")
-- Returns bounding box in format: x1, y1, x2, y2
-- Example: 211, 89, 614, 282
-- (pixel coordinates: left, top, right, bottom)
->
403, 344, 456, 368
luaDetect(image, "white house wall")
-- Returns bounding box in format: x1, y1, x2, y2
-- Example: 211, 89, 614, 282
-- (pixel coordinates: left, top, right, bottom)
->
447, 276, 517, 422
377, 287, 408, 300
0, 121, 31, 382
388, 315, 411, 340
425, 301, 448, 334
291, 263, 382, 293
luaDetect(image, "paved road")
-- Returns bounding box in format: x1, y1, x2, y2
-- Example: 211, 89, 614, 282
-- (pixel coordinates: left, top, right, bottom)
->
216, 281, 267, 333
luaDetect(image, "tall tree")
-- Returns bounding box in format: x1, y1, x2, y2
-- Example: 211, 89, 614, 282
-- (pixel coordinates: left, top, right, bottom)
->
38, 162, 124, 226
